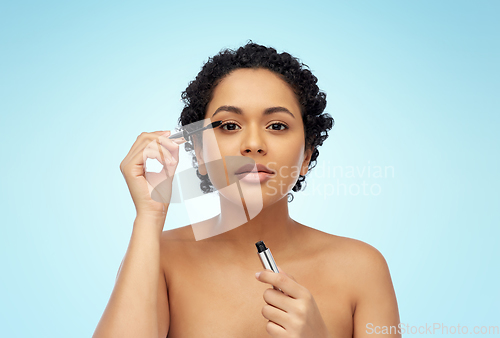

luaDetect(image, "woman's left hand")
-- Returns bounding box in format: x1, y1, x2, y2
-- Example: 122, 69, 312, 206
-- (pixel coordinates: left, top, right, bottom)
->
255, 265, 332, 338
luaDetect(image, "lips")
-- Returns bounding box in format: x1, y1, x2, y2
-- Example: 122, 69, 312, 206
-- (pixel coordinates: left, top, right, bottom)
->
235, 163, 275, 175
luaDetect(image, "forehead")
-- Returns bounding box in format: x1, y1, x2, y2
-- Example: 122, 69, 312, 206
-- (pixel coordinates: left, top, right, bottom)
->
207, 68, 301, 114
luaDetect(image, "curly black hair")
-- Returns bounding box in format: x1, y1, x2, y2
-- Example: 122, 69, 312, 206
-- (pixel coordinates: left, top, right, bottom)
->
178, 40, 334, 202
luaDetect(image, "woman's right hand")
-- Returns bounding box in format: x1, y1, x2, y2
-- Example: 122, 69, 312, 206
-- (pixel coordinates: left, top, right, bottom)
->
120, 130, 183, 220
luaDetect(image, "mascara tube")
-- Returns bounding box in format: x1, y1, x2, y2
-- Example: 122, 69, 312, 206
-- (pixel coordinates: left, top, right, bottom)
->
255, 240, 283, 292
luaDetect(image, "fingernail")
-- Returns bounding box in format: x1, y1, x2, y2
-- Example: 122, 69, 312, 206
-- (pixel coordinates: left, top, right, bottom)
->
255, 272, 261, 279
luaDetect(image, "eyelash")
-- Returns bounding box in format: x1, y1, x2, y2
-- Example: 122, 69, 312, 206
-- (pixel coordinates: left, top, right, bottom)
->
219, 120, 289, 131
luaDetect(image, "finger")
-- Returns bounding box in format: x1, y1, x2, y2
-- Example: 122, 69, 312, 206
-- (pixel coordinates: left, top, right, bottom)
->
277, 265, 297, 283
121, 144, 167, 181
145, 169, 174, 204
266, 320, 287, 336
143, 140, 174, 164
263, 288, 294, 313
257, 269, 303, 299
142, 145, 176, 179
158, 130, 186, 145
261, 304, 288, 330
155, 140, 178, 178
157, 134, 181, 163
127, 131, 171, 159
124, 131, 172, 166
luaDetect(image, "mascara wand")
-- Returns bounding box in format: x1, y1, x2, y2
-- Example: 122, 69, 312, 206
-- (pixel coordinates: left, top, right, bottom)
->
168, 120, 223, 140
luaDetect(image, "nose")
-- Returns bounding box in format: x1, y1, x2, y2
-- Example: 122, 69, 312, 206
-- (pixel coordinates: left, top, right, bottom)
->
240, 124, 267, 155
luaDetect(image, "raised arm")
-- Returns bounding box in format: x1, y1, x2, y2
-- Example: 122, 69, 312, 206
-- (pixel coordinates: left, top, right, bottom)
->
93, 130, 181, 338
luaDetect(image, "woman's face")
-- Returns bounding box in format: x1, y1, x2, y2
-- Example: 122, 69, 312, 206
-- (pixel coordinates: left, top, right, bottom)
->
194, 68, 312, 206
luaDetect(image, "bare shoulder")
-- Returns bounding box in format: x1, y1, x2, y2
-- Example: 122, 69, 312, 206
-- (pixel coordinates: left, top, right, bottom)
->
302, 225, 393, 291
303, 228, 400, 335
308, 227, 397, 315
322, 232, 397, 315
301, 225, 386, 264
331, 234, 388, 269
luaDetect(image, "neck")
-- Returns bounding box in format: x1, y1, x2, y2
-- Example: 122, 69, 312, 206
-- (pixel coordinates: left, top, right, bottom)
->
203, 193, 301, 258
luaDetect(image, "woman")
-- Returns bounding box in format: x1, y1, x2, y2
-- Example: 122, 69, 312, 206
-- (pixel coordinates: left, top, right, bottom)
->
93, 41, 401, 338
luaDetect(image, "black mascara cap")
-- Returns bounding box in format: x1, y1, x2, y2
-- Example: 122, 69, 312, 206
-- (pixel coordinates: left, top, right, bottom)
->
255, 241, 267, 253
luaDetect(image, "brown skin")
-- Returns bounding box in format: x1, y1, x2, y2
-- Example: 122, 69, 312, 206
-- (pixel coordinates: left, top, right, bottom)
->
158, 68, 401, 337
192, 67, 313, 253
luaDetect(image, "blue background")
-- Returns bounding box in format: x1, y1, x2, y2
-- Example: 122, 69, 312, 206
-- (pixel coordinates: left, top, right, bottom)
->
1, 1, 498, 337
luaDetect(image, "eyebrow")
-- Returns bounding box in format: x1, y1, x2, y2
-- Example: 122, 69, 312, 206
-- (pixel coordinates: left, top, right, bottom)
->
211, 105, 296, 119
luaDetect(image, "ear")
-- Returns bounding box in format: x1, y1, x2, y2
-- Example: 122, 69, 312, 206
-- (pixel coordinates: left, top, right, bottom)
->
192, 134, 207, 175
299, 147, 313, 176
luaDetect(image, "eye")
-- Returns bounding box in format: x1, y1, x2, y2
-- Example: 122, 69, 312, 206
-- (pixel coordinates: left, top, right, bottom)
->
220, 121, 241, 131
267, 122, 288, 131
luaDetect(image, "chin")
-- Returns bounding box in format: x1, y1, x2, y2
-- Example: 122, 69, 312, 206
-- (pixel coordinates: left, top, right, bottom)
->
215, 181, 290, 218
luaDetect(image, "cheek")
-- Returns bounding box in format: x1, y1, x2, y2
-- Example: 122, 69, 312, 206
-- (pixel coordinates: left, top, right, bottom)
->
276, 163, 303, 180
268, 152, 304, 183
274, 140, 305, 171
